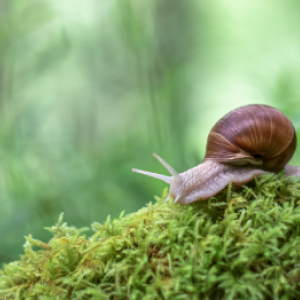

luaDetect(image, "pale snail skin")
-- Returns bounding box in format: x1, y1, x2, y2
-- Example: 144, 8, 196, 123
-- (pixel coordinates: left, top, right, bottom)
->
132, 104, 300, 205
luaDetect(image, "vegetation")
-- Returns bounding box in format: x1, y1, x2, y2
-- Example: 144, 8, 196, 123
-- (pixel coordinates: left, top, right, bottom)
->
1, 0, 300, 267
2, 174, 300, 299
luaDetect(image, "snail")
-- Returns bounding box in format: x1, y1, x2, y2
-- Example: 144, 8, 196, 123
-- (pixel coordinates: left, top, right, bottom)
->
132, 104, 300, 205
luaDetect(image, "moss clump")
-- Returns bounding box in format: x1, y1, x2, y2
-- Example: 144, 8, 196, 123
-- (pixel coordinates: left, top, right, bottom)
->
2, 174, 300, 299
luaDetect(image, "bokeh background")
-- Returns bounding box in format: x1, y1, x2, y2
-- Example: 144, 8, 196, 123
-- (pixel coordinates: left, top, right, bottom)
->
1, 0, 300, 264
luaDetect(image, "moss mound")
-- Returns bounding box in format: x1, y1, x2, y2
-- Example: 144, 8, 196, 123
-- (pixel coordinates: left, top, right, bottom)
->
2, 174, 300, 299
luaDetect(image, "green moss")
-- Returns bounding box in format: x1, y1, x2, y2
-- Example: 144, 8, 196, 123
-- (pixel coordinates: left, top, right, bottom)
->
2, 173, 300, 299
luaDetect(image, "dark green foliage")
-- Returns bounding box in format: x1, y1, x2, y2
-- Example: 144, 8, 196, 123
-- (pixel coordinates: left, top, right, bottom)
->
2, 173, 300, 299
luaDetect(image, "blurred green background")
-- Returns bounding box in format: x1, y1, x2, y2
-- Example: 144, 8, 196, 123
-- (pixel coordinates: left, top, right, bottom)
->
1, 0, 300, 264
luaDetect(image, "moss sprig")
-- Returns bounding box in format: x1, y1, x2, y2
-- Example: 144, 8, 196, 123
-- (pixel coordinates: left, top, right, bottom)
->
1, 174, 300, 299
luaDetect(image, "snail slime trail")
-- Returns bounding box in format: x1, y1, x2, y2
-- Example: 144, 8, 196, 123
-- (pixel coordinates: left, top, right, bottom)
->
132, 104, 300, 205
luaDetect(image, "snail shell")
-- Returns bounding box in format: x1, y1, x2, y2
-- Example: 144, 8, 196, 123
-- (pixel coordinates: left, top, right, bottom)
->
133, 104, 299, 204
204, 105, 297, 172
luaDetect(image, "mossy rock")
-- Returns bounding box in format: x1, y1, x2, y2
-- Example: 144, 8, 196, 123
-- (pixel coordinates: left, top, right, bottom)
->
2, 173, 300, 299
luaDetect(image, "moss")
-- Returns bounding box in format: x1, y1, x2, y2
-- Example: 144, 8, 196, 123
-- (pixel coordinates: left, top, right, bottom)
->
2, 173, 300, 299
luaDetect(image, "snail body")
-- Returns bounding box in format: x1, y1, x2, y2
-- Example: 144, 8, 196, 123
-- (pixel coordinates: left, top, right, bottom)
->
132, 104, 299, 204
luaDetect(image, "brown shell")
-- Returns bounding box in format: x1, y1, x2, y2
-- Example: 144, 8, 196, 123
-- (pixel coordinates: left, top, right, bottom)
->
203, 104, 297, 172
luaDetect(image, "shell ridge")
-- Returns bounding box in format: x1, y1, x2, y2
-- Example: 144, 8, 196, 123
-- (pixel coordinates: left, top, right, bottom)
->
204, 104, 296, 172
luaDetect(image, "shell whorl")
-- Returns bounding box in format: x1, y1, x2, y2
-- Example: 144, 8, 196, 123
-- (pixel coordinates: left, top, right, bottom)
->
203, 104, 297, 172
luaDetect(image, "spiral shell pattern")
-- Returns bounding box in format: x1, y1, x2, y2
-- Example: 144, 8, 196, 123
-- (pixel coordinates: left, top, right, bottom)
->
204, 104, 297, 172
